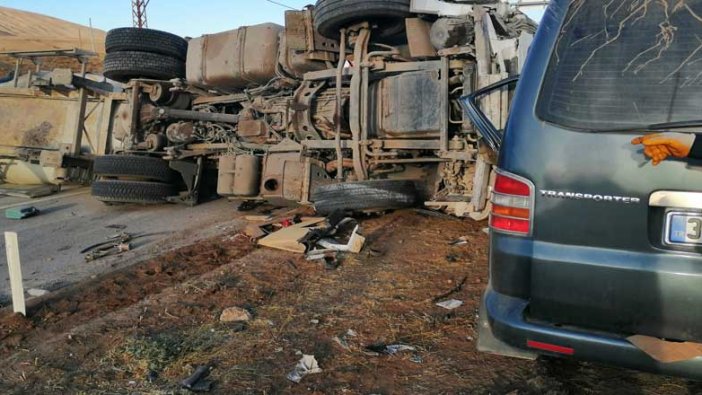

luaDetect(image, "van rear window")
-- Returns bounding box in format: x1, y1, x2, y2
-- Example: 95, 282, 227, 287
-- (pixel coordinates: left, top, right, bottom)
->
537, 1, 702, 131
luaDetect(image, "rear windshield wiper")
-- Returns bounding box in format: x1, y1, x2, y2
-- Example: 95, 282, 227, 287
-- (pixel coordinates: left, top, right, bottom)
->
645, 119, 702, 131
588, 120, 702, 133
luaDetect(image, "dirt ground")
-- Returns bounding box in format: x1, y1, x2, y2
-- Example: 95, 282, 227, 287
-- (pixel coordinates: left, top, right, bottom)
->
0, 210, 699, 394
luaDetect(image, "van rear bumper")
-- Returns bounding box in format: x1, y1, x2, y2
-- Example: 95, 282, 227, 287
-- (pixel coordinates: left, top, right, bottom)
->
482, 285, 702, 380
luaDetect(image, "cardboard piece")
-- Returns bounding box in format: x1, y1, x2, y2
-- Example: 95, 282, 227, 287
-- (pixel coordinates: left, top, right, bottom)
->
257, 218, 326, 253
406, 18, 437, 58
244, 215, 273, 222
628, 335, 702, 363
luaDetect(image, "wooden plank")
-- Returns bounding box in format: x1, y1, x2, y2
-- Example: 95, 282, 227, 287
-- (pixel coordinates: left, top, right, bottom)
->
473, 7, 490, 77
4, 232, 26, 316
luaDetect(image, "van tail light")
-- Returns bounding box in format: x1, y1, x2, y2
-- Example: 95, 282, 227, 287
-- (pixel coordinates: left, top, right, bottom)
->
490, 171, 534, 236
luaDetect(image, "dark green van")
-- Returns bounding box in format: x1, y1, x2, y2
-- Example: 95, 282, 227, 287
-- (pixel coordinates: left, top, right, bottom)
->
469, 0, 702, 379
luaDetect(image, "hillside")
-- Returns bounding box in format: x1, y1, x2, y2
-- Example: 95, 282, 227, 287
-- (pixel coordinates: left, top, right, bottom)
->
0, 6, 106, 77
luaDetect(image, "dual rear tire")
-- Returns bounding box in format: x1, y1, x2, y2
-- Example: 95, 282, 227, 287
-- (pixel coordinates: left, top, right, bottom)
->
103, 28, 188, 82
91, 155, 178, 205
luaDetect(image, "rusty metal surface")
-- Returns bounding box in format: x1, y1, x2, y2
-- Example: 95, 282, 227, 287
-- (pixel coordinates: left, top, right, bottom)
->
0, 91, 109, 154
217, 155, 261, 197
97, 2, 537, 218
406, 18, 438, 58
186, 24, 283, 89
374, 70, 443, 139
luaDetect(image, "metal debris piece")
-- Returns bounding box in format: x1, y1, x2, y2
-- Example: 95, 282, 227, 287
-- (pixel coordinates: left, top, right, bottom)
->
258, 217, 326, 253
365, 343, 416, 355
84, 242, 132, 262
80, 232, 133, 254
81, 232, 167, 261
286, 355, 323, 383
317, 225, 366, 253
449, 236, 469, 246
181, 365, 212, 392
410, 354, 423, 364
306, 250, 338, 261
436, 299, 464, 310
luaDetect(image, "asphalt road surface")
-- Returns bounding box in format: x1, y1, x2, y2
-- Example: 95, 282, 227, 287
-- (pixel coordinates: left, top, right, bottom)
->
0, 187, 245, 303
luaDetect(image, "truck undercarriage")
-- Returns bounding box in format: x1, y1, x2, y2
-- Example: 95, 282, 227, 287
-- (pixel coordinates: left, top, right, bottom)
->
94, 0, 536, 218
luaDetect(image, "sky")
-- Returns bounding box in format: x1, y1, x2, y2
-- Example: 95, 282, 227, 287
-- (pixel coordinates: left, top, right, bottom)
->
0, 0, 545, 38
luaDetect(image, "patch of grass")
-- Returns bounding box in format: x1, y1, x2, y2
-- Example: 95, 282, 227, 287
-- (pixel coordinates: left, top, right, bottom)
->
110, 325, 229, 375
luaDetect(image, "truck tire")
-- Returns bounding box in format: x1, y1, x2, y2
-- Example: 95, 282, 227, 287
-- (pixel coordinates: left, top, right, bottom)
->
103, 51, 185, 82
93, 155, 177, 183
312, 179, 418, 214
92, 180, 176, 204
105, 28, 188, 61
314, 0, 412, 40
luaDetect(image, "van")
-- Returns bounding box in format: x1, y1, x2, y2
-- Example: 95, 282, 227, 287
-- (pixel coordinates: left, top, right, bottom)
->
466, 0, 702, 379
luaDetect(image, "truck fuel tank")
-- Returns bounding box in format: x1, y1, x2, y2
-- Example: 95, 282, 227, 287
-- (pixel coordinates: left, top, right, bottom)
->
186, 23, 283, 90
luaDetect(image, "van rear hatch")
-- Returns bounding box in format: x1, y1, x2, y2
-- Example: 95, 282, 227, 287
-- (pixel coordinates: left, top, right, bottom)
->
506, 0, 702, 342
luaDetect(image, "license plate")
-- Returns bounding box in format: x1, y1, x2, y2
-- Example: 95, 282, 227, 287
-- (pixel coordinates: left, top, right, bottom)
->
666, 212, 702, 246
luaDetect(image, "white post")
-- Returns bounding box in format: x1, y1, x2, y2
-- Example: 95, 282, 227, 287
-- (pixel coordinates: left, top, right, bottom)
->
4, 232, 26, 316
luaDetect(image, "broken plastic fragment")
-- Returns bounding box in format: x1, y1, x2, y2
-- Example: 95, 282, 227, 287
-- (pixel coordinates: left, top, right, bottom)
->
286, 355, 323, 383
436, 299, 464, 310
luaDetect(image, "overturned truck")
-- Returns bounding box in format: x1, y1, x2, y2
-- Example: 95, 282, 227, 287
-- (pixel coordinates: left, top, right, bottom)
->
93, 0, 537, 218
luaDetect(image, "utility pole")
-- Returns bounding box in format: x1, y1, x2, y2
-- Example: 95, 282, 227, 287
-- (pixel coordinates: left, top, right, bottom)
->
132, 0, 151, 29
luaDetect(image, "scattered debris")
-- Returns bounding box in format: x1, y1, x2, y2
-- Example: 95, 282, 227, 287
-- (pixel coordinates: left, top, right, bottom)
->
410, 354, 423, 364
432, 276, 468, 302
368, 248, 383, 257
244, 215, 272, 222
306, 250, 338, 262
236, 200, 264, 212
81, 233, 133, 254
219, 307, 252, 323
449, 236, 469, 246
258, 217, 326, 253
333, 329, 359, 351
317, 225, 366, 253
255, 209, 367, 257
287, 355, 323, 383
5, 206, 40, 220
306, 250, 340, 269
84, 242, 132, 262
81, 232, 167, 262
181, 365, 212, 392
365, 343, 416, 355
436, 299, 464, 310
243, 224, 267, 239
333, 335, 351, 351
27, 288, 49, 297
